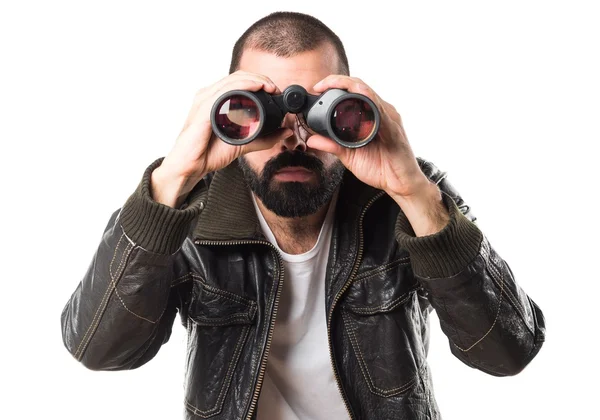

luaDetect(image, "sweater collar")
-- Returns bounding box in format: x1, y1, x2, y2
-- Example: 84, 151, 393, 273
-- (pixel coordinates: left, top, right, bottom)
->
192, 159, 381, 242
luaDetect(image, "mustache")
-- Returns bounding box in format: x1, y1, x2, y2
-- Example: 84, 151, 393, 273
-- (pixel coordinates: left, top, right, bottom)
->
261, 151, 324, 180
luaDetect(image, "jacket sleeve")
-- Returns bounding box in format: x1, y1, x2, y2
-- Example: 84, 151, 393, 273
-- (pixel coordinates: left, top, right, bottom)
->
394, 158, 546, 376
60, 157, 207, 370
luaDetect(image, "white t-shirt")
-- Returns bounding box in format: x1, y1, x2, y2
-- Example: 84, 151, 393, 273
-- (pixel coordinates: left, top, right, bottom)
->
253, 190, 349, 420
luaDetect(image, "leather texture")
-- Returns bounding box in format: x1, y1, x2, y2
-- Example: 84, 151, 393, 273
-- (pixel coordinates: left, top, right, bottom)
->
61, 157, 546, 420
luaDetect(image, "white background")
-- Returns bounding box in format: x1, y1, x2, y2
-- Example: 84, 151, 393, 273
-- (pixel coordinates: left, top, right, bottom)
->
1, 0, 598, 419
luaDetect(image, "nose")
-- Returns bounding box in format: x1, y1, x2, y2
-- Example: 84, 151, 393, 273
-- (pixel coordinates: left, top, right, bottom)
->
279, 113, 307, 152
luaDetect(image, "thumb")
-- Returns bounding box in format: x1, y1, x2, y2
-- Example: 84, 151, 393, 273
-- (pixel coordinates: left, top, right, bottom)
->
306, 134, 346, 157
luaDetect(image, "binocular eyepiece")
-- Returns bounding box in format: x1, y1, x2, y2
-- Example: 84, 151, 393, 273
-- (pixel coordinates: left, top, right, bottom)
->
210, 84, 380, 148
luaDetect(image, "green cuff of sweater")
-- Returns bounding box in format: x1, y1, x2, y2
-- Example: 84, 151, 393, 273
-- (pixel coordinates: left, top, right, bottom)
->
395, 190, 483, 279
119, 157, 207, 255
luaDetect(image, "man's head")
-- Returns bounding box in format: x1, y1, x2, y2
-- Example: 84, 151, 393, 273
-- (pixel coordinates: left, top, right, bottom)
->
229, 11, 349, 76
230, 12, 349, 218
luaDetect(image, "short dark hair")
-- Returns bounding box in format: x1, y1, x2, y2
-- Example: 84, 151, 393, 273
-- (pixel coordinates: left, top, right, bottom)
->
229, 11, 350, 75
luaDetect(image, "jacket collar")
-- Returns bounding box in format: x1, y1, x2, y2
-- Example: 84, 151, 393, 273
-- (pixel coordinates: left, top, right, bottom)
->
192, 159, 382, 242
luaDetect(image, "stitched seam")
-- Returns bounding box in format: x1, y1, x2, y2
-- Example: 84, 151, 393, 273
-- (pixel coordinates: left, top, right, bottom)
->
78, 242, 133, 359
454, 259, 505, 353
186, 245, 276, 419
171, 272, 193, 287
191, 274, 256, 308
200, 286, 256, 309
242, 250, 278, 418
186, 317, 192, 349
482, 244, 521, 307
183, 318, 194, 379
440, 294, 469, 356
128, 312, 165, 369
496, 282, 523, 323
349, 287, 419, 315
139, 272, 176, 357
115, 274, 173, 330
344, 312, 419, 396
487, 254, 535, 337
189, 313, 250, 326
114, 264, 178, 326
480, 241, 534, 337
114, 226, 178, 323
75, 240, 133, 359
487, 260, 530, 332
342, 311, 418, 397
422, 367, 434, 418
353, 257, 411, 284
121, 229, 135, 246
113, 287, 157, 324
74, 234, 126, 359
433, 171, 448, 185
185, 325, 251, 417
109, 234, 125, 278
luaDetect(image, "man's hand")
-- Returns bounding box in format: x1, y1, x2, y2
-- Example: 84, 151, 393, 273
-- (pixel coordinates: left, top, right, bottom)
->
151, 71, 293, 208
308, 75, 450, 235
308, 75, 431, 198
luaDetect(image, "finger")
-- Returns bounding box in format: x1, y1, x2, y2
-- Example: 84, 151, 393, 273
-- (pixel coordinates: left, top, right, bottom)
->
240, 127, 294, 155
197, 75, 276, 105
384, 100, 403, 125
233, 72, 279, 94
183, 79, 268, 131
217, 71, 279, 95
205, 76, 280, 110
312, 77, 401, 149
212, 78, 271, 98
230, 70, 278, 88
194, 71, 281, 117
242, 72, 281, 94
313, 75, 361, 93
189, 77, 264, 116
313, 75, 383, 113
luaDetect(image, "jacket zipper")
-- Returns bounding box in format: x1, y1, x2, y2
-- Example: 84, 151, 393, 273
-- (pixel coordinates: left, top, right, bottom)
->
193, 239, 284, 420
326, 191, 386, 420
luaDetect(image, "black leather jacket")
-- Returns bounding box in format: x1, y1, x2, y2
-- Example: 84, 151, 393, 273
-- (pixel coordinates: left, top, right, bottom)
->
61, 157, 546, 420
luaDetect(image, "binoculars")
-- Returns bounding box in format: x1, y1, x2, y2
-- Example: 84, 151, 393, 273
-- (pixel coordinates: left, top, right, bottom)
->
210, 84, 380, 148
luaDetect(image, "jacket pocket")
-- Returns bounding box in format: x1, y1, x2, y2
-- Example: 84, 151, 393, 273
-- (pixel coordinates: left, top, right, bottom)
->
342, 272, 426, 398
184, 280, 256, 418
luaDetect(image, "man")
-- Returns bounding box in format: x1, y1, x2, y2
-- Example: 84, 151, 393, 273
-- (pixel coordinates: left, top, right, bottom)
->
61, 11, 546, 420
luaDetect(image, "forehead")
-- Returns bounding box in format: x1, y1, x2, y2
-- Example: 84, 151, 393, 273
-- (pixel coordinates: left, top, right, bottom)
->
238, 43, 339, 94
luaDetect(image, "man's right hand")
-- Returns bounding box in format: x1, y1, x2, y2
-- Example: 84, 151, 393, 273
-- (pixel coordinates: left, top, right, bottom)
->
151, 71, 292, 208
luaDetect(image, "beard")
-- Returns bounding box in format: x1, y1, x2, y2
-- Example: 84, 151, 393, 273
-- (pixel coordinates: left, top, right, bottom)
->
238, 150, 345, 218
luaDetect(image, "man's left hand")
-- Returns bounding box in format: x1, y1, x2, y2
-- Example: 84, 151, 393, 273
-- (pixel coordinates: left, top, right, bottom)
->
309, 75, 451, 236
309, 75, 431, 200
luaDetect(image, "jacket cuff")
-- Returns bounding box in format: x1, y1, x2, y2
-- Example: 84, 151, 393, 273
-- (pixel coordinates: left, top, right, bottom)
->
395, 190, 483, 279
119, 157, 206, 254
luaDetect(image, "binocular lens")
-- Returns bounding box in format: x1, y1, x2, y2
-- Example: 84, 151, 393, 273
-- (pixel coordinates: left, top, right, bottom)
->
214, 95, 261, 141
331, 98, 376, 144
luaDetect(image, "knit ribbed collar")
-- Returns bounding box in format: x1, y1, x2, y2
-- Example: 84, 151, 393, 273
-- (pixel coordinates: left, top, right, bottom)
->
192, 159, 381, 242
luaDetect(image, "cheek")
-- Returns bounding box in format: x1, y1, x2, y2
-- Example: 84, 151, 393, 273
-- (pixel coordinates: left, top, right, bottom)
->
243, 149, 276, 173
318, 153, 341, 170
